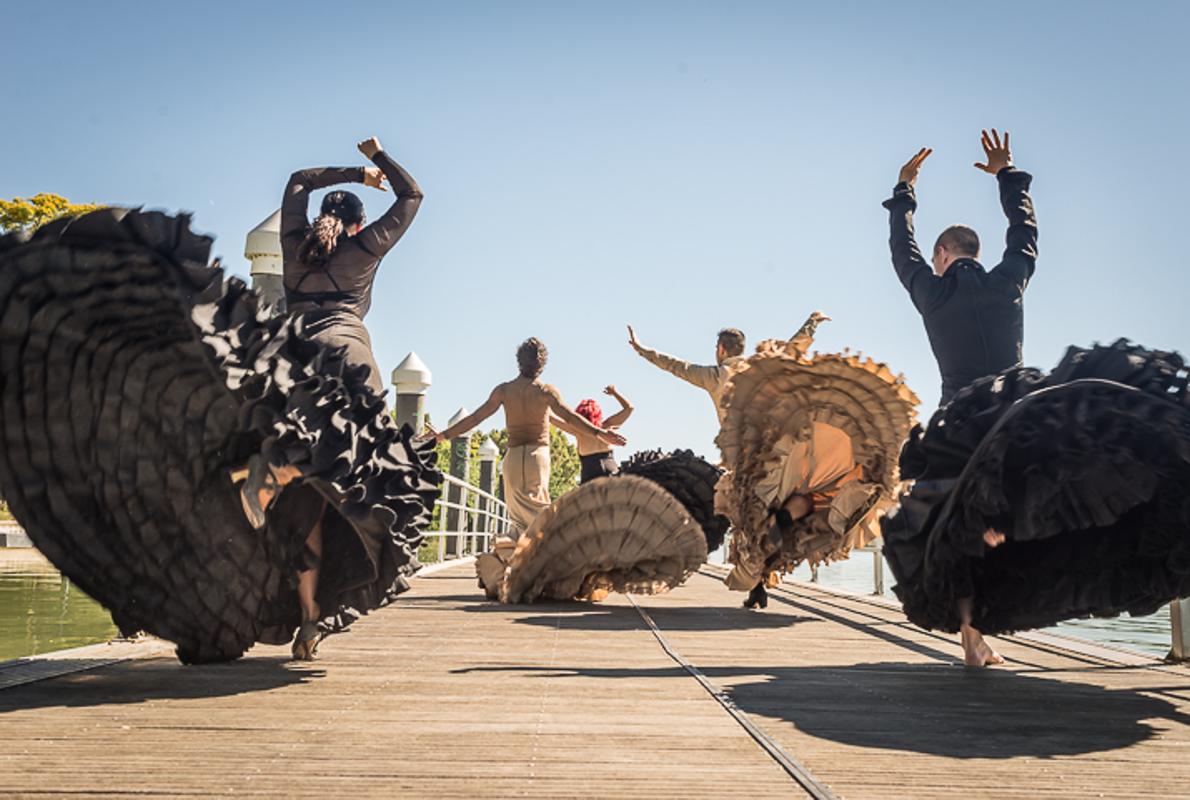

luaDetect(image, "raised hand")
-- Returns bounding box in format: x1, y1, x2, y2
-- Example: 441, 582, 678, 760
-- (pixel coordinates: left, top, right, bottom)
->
898, 147, 932, 186
974, 129, 1012, 175
603, 385, 617, 396
363, 167, 388, 191
626, 325, 642, 351
357, 137, 383, 160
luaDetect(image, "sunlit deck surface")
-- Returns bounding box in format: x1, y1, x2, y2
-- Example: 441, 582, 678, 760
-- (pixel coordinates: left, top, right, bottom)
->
2, 562, 1189, 799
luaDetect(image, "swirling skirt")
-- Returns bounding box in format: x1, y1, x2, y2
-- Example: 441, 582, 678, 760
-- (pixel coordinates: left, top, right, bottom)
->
882, 341, 1190, 634
0, 209, 441, 663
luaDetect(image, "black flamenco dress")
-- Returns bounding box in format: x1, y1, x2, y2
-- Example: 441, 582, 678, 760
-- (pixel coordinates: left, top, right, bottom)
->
0, 209, 441, 663
882, 340, 1190, 635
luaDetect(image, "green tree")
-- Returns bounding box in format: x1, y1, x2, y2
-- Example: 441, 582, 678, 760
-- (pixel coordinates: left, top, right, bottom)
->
0, 193, 102, 233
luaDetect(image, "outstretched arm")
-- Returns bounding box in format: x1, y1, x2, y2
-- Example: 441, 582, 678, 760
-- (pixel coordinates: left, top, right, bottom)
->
601, 385, 634, 428
436, 387, 502, 442
882, 148, 943, 313
355, 137, 425, 259
546, 386, 627, 447
627, 325, 721, 394
976, 130, 1038, 292
548, 413, 579, 435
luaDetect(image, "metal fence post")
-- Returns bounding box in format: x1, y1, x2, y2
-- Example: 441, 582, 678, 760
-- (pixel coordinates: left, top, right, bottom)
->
392, 352, 431, 435
444, 408, 471, 559
1170, 599, 1190, 662
477, 438, 499, 553
872, 548, 885, 596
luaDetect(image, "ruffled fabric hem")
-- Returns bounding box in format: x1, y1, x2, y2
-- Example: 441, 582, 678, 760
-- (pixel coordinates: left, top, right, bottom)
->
500, 475, 707, 603
883, 340, 1190, 634
715, 345, 918, 583
0, 208, 440, 662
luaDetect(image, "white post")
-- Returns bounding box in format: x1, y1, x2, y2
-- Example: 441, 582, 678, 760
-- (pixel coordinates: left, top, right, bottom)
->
245, 209, 285, 314
1170, 599, 1190, 662
872, 548, 885, 596
392, 352, 432, 434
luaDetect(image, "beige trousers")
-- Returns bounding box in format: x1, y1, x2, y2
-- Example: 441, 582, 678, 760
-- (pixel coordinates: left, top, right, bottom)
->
502, 444, 552, 534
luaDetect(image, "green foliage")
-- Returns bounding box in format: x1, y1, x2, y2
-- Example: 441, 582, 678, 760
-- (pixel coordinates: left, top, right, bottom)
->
482, 426, 579, 500
547, 427, 580, 499
0, 193, 102, 233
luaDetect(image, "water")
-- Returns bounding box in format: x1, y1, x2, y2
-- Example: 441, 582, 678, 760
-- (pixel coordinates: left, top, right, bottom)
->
0, 549, 116, 661
784, 554, 1173, 659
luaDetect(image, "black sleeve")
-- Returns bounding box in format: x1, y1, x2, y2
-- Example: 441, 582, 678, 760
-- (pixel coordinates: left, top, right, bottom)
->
989, 168, 1038, 292
280, 167, 366, 246
355, 151, 424, 259
882, 182, 943, 313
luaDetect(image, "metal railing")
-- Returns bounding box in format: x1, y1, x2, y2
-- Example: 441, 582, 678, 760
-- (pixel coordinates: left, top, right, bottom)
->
422, 474, 511, 563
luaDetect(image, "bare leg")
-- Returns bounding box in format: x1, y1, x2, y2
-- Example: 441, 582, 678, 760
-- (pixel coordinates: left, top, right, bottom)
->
291, 507, 324, 661
297, 513, 323, 624
958, 596, 1005, 667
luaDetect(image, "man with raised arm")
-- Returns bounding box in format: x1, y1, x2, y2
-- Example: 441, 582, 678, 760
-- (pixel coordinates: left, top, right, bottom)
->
626, 325, 748, 424
883, 129, 1038, 666
434, 338, 626, 595
884, 129, 1038, 405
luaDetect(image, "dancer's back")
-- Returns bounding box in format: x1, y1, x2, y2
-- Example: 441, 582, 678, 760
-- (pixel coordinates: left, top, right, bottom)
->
501, 377, 554, 447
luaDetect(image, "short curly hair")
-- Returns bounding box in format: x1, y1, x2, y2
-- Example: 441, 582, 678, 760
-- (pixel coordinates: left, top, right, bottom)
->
516, 337, 548, 378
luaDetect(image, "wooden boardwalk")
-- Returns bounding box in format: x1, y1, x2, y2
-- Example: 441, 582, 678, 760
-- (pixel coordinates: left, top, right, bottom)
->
2, 561, 1189, 799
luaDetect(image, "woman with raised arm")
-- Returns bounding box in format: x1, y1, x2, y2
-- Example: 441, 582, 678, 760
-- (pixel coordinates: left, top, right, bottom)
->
232, 136, 435, 658
277, 136, 423, 394
0, 137, 441, 665
552, 385, 635, 483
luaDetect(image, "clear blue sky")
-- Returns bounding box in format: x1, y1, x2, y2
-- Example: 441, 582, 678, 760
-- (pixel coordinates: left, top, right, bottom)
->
4, 1, 1188, 456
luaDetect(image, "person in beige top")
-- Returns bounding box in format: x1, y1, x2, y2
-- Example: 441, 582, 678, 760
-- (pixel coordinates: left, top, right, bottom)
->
550, 385, 635, 483
626, 325, 747, 425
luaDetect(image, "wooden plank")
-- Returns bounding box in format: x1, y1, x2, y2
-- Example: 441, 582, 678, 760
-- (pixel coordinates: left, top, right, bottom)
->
1, 562, 1188, 799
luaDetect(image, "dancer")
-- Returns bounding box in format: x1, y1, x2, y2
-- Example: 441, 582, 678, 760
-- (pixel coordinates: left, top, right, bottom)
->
0, 143, 440, 663
627, 325, 746, 423
233, 135, 430, 660
884, 130, 1037, 404
881, 129, 1036, 665
882, 340, 1190, 666
433, 338, 626, 595
551, 385, 634, 483
716, 312, 918, 610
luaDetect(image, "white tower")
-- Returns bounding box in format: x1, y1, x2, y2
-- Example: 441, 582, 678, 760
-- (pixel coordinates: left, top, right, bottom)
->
245, 209, 284, 312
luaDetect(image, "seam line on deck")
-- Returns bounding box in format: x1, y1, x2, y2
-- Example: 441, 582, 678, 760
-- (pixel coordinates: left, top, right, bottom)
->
626, 595, 839, 800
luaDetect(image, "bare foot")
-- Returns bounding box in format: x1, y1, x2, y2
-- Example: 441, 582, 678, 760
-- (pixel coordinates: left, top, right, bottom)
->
983, 528, 1006, 548
961, 624, 1006, 667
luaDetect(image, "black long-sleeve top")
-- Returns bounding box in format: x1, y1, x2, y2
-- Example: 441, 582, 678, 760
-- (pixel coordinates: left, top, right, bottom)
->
883, 167, 1038, 404
280, 150, 423, 320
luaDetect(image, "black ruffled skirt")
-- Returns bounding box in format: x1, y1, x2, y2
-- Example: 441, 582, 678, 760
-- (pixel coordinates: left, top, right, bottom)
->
619, 449, 729, 552
882, 341, 1190, 634
0, 209, 441, 663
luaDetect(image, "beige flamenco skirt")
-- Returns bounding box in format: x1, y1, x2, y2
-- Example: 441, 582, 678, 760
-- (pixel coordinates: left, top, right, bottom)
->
493, 475, 708, 604
716, 342, 919, 589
